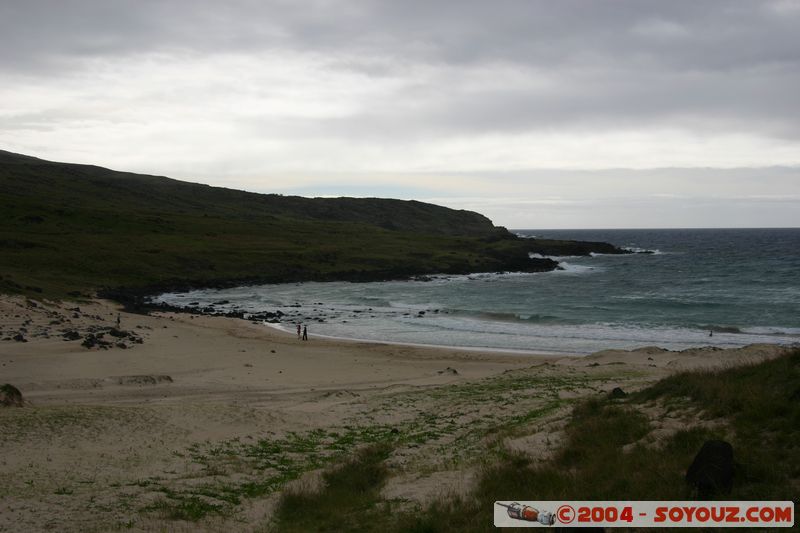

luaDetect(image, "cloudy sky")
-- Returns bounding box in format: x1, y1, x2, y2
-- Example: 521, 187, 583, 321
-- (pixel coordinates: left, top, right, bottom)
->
1, 0, 799, 228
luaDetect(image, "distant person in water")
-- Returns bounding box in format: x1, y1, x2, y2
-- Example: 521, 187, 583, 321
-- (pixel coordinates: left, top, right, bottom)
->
709, 330, 713, 337
302, 325, 308, 341
296, 324, 301, 339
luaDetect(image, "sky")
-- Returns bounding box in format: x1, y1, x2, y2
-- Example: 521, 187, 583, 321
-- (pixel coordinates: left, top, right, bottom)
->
1, 0, 799, 228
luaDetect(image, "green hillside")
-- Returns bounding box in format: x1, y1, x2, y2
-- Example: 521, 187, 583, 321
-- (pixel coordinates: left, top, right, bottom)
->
0, 150, 619, 299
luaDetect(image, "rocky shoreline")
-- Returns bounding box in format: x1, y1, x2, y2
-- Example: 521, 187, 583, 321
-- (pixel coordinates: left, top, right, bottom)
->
0, 297, 150, 352
99, 240, 628, 315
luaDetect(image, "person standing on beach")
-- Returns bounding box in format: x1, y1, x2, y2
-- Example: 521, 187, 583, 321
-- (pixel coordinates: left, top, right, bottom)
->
296, 324, 301, 339
302, 325, 308, 341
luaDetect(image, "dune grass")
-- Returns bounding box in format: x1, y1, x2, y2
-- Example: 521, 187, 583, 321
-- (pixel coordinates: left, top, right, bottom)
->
267, 444, 393, 533
263, 349, 799, 532
635, 348, 800, 499
396, 348, 799, 532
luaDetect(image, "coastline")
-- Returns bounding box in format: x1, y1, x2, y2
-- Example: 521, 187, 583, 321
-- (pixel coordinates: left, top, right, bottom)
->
150, 276, 800, 356
262, 320, 575, 357
0, 295, 790, 532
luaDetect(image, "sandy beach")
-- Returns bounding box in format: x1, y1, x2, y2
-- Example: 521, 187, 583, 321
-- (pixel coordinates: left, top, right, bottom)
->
0, 296, 789, 532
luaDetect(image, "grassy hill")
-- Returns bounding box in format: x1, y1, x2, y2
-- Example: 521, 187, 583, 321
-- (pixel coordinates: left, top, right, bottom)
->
0, 150, 620, 299
0, 151, 499, 237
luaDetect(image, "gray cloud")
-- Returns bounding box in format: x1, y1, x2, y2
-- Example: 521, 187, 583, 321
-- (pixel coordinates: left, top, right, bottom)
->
3, 0, 799, 140
2, 0, 800, 229
5, 1, 798, 72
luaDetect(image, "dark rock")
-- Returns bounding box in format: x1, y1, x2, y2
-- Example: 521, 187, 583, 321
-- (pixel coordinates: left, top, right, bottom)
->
13, 333, 26, 342
527, 238, 628, 257
609, 387, 627, 399
114, 375, 173, 386
116, 342, 127, 349
686, 440, 734, 499
0, 384, 24, 407
62, 330, 81, 341
107, 328, 127, 338
249, 311, 284, 323
438, 367, 459, 375
81, 334, 110, 349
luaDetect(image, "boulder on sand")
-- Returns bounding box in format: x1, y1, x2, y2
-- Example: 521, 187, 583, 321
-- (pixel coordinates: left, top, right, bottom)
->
608, 387, 627, 399
0, 384, 24, 407
686, 440, 734, 499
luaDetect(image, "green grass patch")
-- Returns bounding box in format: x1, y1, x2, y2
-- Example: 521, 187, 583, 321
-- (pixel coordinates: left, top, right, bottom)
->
144, 494, 227, 522
137, 425, 402, 522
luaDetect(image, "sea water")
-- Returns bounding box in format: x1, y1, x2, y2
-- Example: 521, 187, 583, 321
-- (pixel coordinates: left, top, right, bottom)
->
154, 228, 800, 354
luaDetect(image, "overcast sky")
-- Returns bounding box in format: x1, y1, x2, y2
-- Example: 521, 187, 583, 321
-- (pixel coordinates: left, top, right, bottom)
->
1, 0, 798, 228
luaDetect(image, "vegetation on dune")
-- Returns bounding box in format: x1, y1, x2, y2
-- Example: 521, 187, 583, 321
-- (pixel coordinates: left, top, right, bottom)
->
268, 444, 393, 533
265, 349, 799, 532
0, 149, 628, 299
128, 368, 593, 526
634, 348, 800, 500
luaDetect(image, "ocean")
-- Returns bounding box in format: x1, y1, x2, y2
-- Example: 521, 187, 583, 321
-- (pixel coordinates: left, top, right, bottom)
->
153, 228, 800, 355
